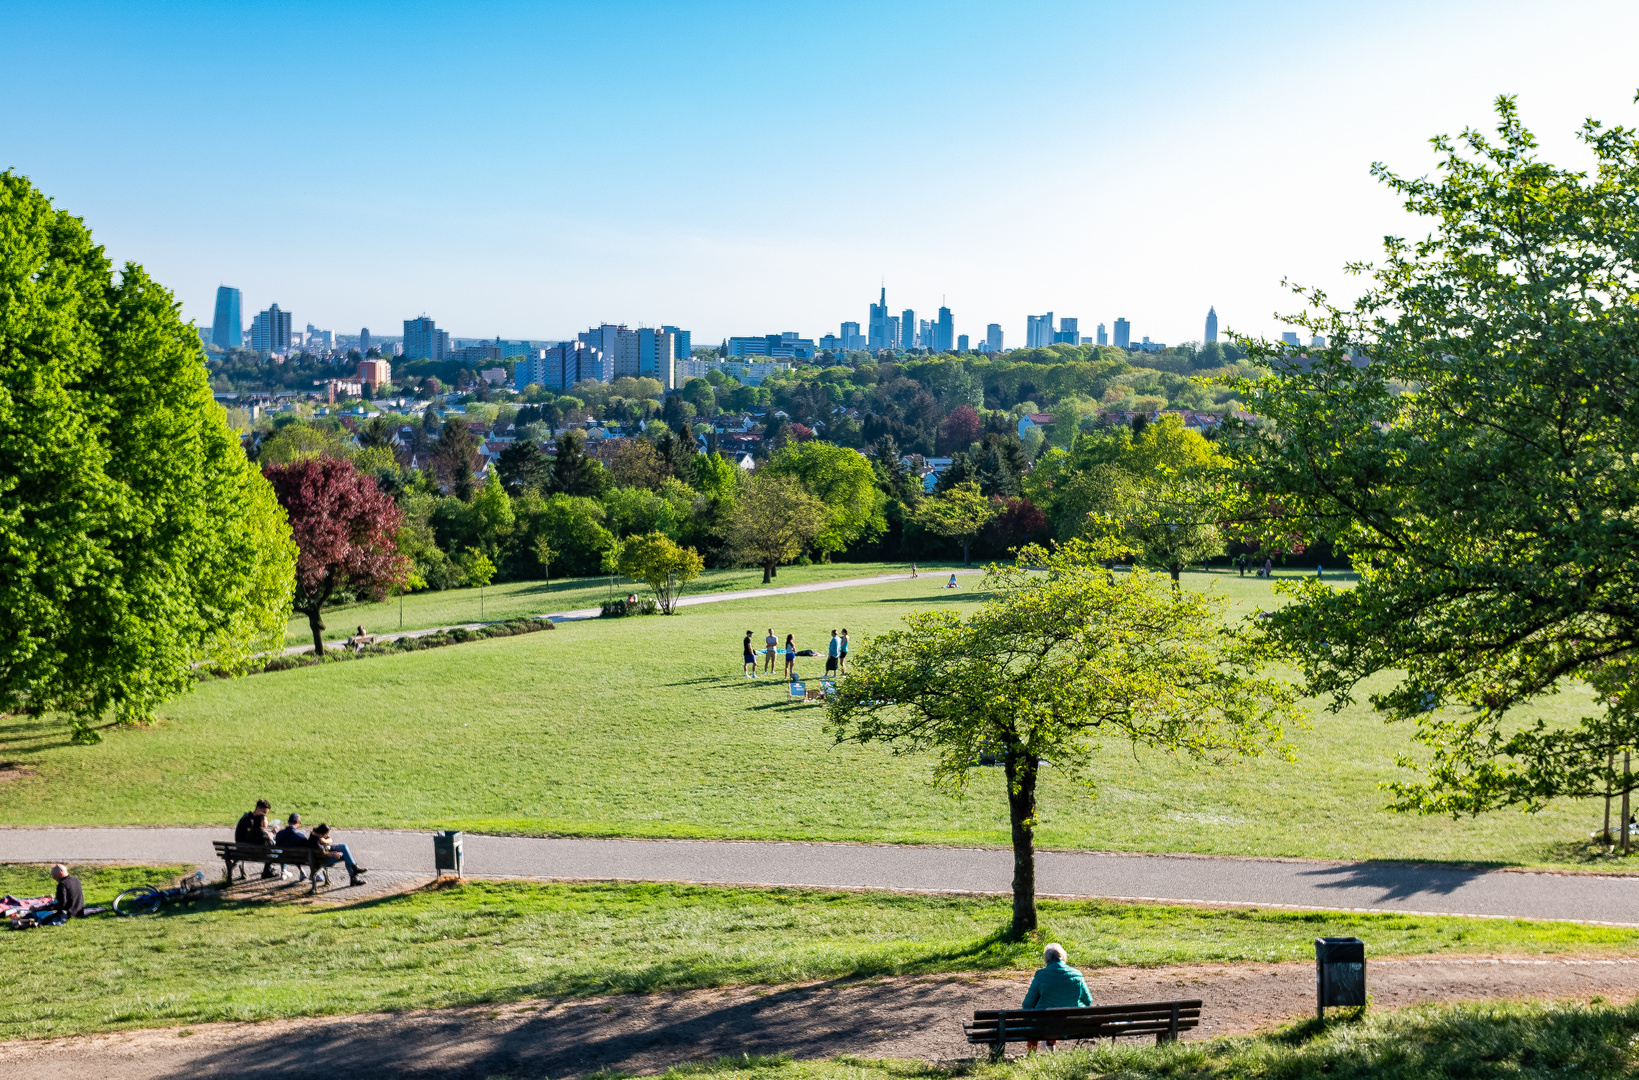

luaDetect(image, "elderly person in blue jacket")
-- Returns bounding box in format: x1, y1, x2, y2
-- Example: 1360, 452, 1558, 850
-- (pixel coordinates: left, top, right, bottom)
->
1021, 943, 1091, 1050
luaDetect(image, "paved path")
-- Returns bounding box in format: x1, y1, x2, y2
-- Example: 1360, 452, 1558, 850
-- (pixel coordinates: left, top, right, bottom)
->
6, 828, 1637, 925
285, 569, 983, 654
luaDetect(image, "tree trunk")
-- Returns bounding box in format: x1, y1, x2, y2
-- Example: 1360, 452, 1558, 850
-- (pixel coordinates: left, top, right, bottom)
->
771, 563, 778, 578
306, 607, 326, 655
1003, 751, 1039, 938
1169, 563, 1182, 591
762, 561, 773, 584
962, 536, 972, 566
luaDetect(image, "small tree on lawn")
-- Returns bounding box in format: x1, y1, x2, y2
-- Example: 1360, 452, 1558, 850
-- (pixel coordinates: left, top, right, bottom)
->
265, 458, 410, 655
461, 549, 496, 618
825, 539, 1300, 937
912, 480, 996, 566
534, 537, 558, 583
617, 532, 705, 614
1121, 469, 1227, 589
726, 473, 829, 583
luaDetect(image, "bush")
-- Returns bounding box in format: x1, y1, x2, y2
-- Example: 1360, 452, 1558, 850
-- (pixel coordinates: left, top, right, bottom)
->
600, 598, 658, 618
204, 616, 556, 680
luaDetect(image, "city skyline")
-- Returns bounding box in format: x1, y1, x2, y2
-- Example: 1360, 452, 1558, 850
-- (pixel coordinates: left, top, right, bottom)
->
6, 2, 1637, 346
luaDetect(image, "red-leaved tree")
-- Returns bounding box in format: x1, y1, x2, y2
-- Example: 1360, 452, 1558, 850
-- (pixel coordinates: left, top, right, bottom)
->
985, 496, 1048, 553
938, 404, 983, 455
264, 458, 410, 654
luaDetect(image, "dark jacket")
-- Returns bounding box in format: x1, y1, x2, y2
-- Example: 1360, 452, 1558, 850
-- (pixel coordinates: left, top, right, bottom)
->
54, 875, 85, 919
1022, 960, 1092, 1010
236, 811, 270, 845
274, 826, 307, 848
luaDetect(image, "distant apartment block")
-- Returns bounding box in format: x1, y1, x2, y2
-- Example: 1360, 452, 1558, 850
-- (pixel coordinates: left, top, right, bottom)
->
356, 358, 391, 390
211, 286, 242, 351
250, 303, 292, 354
662, 325, 692, 363
403, 316, 450, 361
515, 342, 605, 391
675, 358, 791, 386
453, 343, 503, 364
1281, 331, 1301, 346
1113, 318, 1131, 349
728, 332, 815, 360
305, 324, 332, 352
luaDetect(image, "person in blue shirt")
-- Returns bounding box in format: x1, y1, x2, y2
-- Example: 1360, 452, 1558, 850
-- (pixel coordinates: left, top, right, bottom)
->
1021, 943, 1092, 1051
826, 630, 841, 675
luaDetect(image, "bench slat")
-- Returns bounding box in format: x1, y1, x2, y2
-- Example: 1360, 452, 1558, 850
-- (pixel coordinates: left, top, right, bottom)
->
966, 999, 1202, 1048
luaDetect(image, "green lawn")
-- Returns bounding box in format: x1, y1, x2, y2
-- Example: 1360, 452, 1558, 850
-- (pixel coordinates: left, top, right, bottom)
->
0, 572, 1616, 865
283, 559, 957, 647
1, 865, 1633, 1040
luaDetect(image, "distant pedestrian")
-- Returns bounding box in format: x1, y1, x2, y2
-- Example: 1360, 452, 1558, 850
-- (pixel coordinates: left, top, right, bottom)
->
743, 631, 758, 678
763, 628, 778, 674
1238, 554, 1247, 577
1263, 557, 1273, 578
1317, 564, 1324, 577
784, 633, 796, 680
838, 629, 850, 675
910, 562, 918, 579
826, 630, 840, 675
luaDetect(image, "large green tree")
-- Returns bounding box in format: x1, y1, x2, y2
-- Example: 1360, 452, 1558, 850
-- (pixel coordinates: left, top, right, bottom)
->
0, 172, 296, 739
761, 441, 887, 559
826, 540, 1298, 935
1224, 97, 1639, 817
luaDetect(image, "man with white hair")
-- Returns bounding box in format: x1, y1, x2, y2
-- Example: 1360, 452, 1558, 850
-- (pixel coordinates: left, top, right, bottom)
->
37, 864, 84, 924
1021, 942, 1092, 1050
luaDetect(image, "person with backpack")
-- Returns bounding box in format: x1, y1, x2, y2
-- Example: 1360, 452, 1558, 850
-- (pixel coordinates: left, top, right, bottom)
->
235, 798, 277, 878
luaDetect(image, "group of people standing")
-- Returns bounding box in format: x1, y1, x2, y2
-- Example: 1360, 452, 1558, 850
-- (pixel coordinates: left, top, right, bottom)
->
742, 628, 849, 680
236, 799, 368, 887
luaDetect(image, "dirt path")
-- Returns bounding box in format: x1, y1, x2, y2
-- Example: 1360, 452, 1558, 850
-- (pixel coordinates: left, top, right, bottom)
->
7, 957, 1639, 1080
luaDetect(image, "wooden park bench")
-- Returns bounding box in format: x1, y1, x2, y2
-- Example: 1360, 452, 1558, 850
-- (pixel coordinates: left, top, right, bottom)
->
345, 633, 377, 652
212, 840, 333, 895
965, 1000, 1202, 1059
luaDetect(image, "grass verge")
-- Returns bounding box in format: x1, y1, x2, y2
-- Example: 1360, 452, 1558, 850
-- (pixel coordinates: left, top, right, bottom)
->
1, 869, 1634, 1040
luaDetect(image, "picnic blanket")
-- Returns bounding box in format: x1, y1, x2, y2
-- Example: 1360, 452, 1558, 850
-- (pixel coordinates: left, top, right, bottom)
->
0, 895, 53, 917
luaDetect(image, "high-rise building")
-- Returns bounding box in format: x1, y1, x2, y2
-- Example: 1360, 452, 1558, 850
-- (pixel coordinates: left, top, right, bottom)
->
1096, 323, 1108, 346
515, 342, 602, 390
936, 305, 954, 352
305, 324, 332, 352
403, 316, 449, 361
727, 332, 816, 360
986, 323, 1003, 351
250, 303, 292, 354
900, 309, 915, 350
576, 324, 631, 382
1280, 331, 1300, 346
1053, 317, 1079, 345
918, 319, 931, 349
1026, 313, 1055, 348
868, 286, 890, 351
662, 325, 691, 364
887, 316, 900, 348
1113, 318, 1131, 349
1204, 307, 1218, 344
637, 327, 677, 388
840, 321, 863, 351
211, 286, 242, 351
957, 334, 969, 352
360, 328, 373, 355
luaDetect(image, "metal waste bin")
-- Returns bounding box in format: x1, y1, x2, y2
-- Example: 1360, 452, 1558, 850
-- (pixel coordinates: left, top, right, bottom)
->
1315, 937, 1366, 1018
434, 830, 464, 877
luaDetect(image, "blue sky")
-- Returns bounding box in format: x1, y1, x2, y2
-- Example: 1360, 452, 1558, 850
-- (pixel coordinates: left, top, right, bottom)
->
6, 0, 1639, 346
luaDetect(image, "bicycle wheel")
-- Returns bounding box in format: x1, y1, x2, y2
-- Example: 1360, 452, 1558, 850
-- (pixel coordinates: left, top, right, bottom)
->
113, 885, 163, 916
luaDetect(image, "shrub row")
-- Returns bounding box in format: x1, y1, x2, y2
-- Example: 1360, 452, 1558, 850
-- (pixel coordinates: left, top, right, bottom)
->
204, 617, 555, 680
600, 597, 658, 617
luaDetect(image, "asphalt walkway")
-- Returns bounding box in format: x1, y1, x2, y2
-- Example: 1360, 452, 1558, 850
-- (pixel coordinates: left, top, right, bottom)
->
6, 827, 1636, 925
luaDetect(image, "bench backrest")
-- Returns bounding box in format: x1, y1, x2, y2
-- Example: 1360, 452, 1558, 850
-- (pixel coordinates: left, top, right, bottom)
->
967, 1000, 1202, 1041
213, 840, 323, 863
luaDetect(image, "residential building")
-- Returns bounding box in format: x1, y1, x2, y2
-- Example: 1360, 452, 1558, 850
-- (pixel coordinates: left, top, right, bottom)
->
957, 334, 969, 352
1204, 307, 1218, 343
211, 286, 242, 351
616, 327, 676, 387
840, 321, 863, 351
305, 324, 332, 352
356, 358, 391, 390
1017, 412, 1055, 439
1026, 313, 1055, 348
868, 287, 890, 351
1113, 318, 1131, 349
360, 327, 372, 354
250, 303, 292, 354
478, 368, 508, 386
403, 316, 449, 361
986, 323, 1003, 351
453, 343, 503, 364
662, 325, 691, 363
819, 333, 843, 352
900, 309, 916, 350
1053, 316, 1079, 345
675, 358, 790, 386
576, 324, 632, 382
727, 332, 815, 360
936, 305, 954, 352
515, 342, 603, 390
1096, 323, 1108, 346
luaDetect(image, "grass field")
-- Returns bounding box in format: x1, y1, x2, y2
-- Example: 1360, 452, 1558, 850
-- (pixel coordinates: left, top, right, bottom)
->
0, 571, 1615, 866
2, 864, 1634, 1040
282, 559, 957, 646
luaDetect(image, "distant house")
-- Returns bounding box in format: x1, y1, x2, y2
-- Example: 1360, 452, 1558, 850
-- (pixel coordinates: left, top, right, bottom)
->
738, 453, 756, 471
1017, 412, 1055, 438
478, 368, 507, 386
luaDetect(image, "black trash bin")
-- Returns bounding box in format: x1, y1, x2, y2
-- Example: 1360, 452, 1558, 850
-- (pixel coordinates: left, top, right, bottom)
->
434, 830, 464, 877
1315, 937, 1365, 1018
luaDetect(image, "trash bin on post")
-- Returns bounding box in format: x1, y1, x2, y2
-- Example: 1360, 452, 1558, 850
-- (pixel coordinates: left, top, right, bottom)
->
1315, 937, 1366, 1019
433, 830, 464, 877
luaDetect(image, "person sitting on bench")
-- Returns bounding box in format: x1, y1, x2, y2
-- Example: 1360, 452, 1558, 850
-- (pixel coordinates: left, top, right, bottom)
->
235, 798, 278, 878
1021, 943, 1091, 1051
307, 824, 367, 887
33, 865, 85, 925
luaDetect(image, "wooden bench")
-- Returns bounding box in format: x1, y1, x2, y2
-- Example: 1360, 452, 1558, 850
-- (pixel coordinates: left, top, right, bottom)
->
965, 1000, 1202, 1059
212, 841, 333, 895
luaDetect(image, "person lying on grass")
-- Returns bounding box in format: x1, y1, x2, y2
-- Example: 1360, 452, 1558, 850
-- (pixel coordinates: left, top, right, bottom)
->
1022, 942, 1091, 1051
307, 825, 368, 887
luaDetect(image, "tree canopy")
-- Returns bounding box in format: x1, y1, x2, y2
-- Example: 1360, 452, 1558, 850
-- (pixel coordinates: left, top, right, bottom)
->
726, 473, 829, 583
761, 441, 886, 559
0, 172, 296, 740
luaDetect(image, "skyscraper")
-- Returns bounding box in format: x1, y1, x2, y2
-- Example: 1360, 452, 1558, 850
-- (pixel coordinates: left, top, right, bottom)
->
957, 334, 969, 352
986, 323, 1003, 351
1204, 307, 1218, 343
1096, 323, 1108, 346
250, 303, 292, 354
1026, 313, 1055, 348
663, 325, 691, 363
403, 316, 449, 361
1113, 318, 1131, 349
211, 286, 242, 351
360, 328, 372, 354
936, 305, 954, 352
868, 286, 890, 352
840, 321, 863, 351
900, 309, 915, 351
1053, 317, 1079, 345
